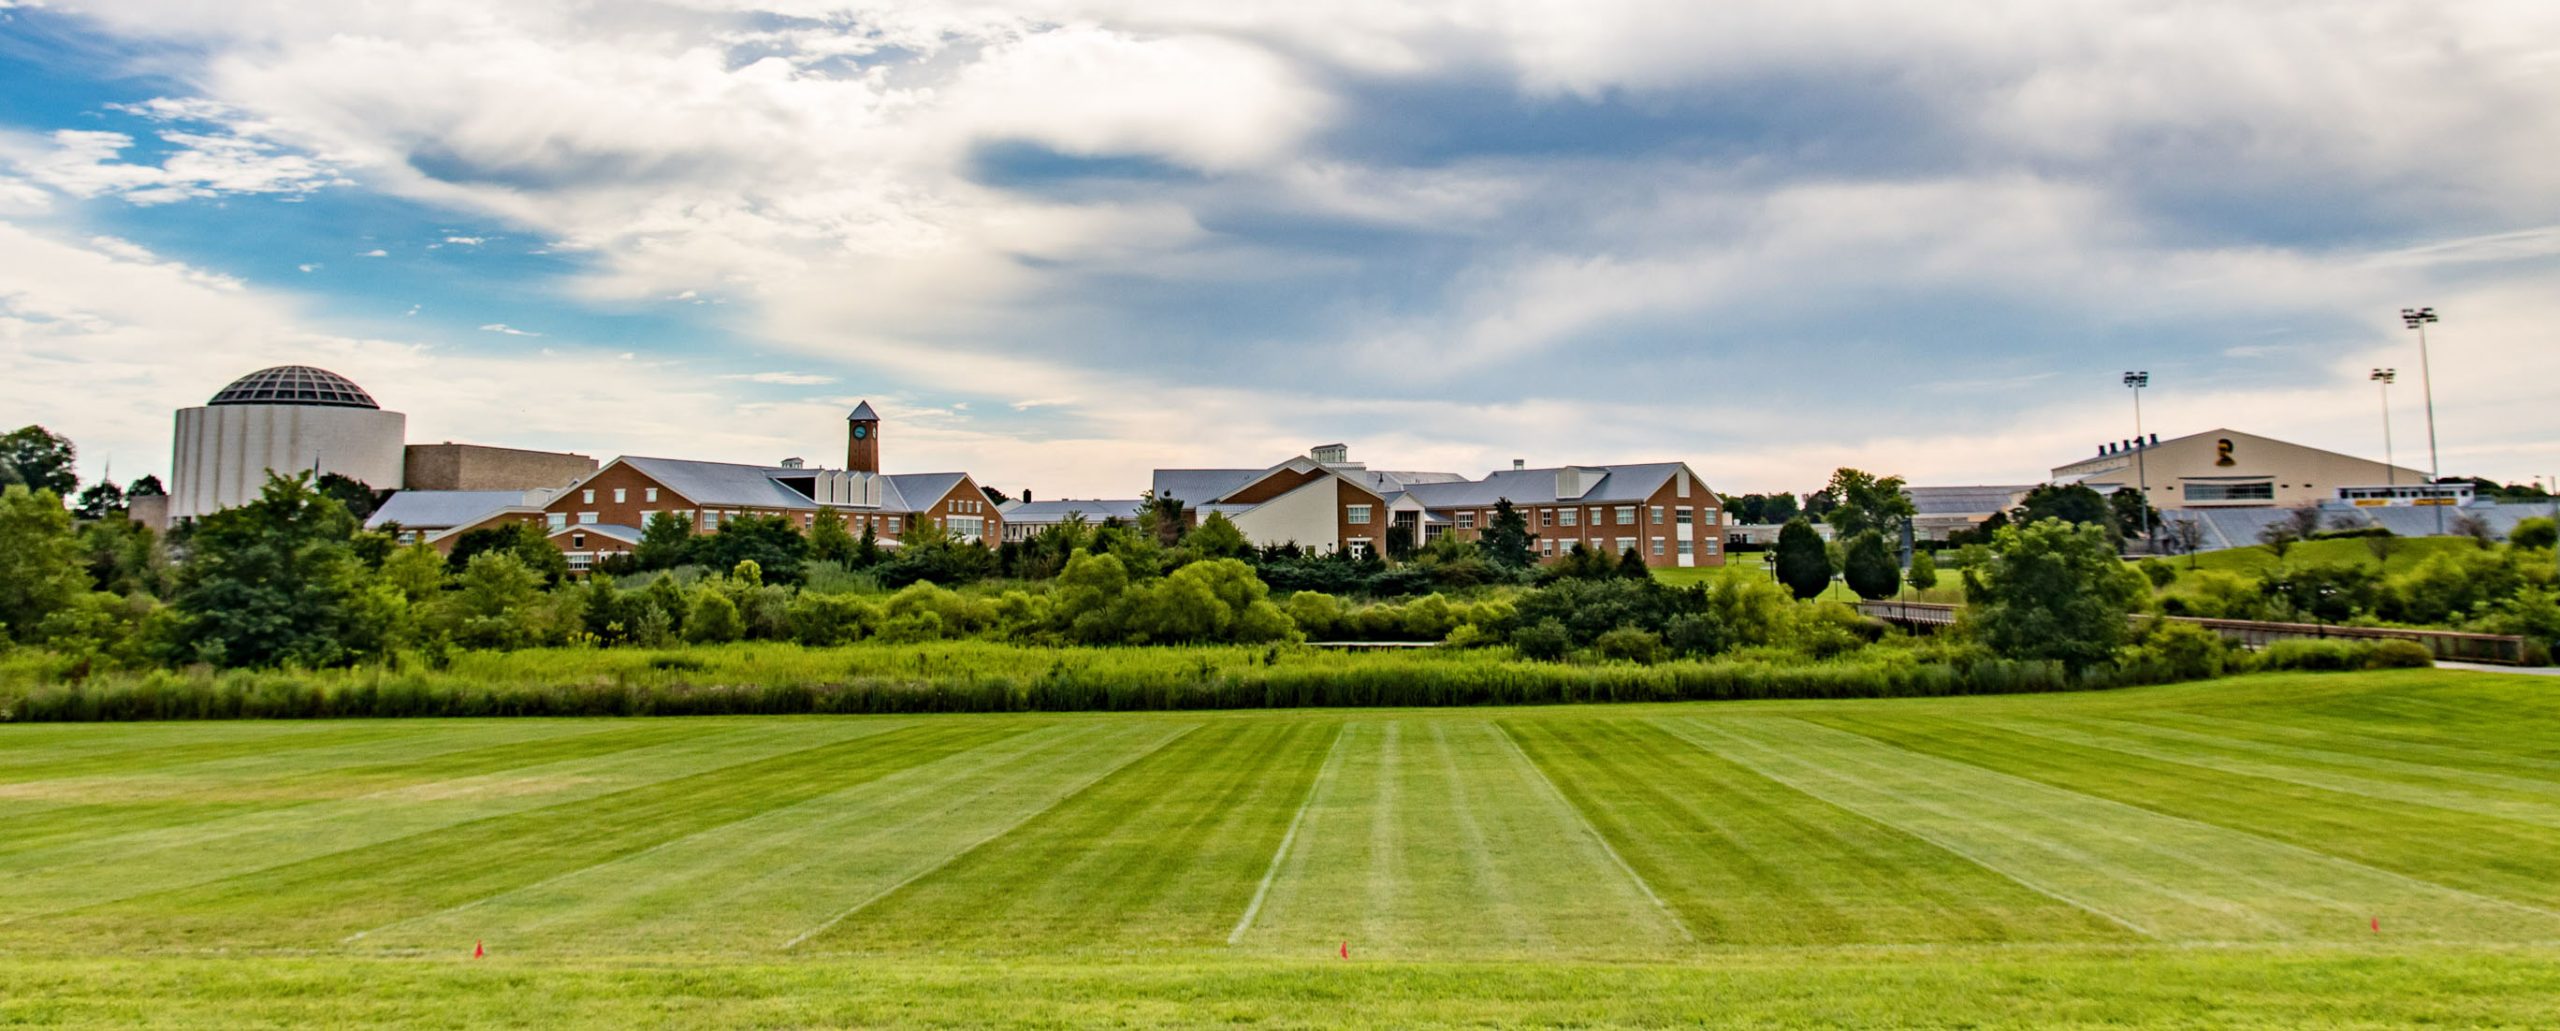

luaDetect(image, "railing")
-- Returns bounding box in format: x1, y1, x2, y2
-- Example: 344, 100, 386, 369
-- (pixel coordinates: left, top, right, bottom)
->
1853, 601, 2532, 666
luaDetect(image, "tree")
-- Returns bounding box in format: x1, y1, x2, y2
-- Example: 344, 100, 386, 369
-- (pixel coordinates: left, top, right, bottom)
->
2010, 484, 2114, 534
704, 514, 808, 584
1773, 518, 1834, 601
1819, 468, 1915, 539
2108, 488, 2160, 545
1962, 518, 2145, 673
2260, 563, 2381, 625
1481, 499, 1537, 568
1616, 546, 1651, 580
1187, 512, 1252, 561
169, 472, 391, 668
878, 519, 994, 587
74, 480, 128, 521
2170, 518, 2206, 568
2514, 517, 2558, 551
126, 474, 165, 498
683, 588, 743, 643
79, 517, 167, 597
2256, 519, 2300, 561
438, 551, 547, 649
0, 486, 91, 642
635, 511, 699, 570
1907, 548, 1939, 591
0, 426, 77, 496
853, 520, 884, 569
447, 522, 569, 585
808, 508, 856, 565
314, 473, 381, 521
2451, 511, 2497, 549
380, 542, 450, 602
1841, 530, 1900, 600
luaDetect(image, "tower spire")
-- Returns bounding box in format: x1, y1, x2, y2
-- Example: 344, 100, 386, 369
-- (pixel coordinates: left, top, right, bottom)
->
846, 401, 881, 473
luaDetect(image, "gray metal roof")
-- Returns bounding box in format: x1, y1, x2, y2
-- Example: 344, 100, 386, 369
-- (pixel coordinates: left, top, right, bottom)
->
1402, 463, 1687, 508
366, 490, 530, 530
882, 472, 967, 511
1905, 485, 2036, 516
847, 401, 880, 422
621, 456, 821, 510
550, 523, 646, 544
1152, 469, 1262, 503
996, 499, 1147, 524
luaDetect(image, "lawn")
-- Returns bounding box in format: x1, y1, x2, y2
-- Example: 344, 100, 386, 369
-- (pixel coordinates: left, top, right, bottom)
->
8, 669, 2560, 1027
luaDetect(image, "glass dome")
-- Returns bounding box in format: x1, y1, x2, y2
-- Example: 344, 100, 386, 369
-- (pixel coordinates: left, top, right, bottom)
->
207, 366, 380, 409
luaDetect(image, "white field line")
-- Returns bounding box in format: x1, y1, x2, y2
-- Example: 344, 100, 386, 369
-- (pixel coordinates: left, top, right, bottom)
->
1652, 718, 2158, 939
1490, 721, 1694, 943
1987, 718, 2560, 829
779, 723, 1200, 951
340, 725, 1054, 945
1227, 722, 1350, 945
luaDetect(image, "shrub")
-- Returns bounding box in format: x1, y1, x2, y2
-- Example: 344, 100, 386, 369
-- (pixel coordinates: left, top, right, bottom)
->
1514, 619, 1572, 662
2137, 559, 2176, 589
2258, 638, 2435, 672
1907, 550, 1939, 591
1594, 626, 1665, 664
2122, 618, 2232, 681
684, 590, 744, 644
2514, 517, 2557, 551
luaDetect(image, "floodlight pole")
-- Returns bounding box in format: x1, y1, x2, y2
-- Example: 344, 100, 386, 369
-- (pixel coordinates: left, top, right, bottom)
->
2124, 371, 2152, 551
2402, 307, 2443, 535
2370, 368, 2397, 489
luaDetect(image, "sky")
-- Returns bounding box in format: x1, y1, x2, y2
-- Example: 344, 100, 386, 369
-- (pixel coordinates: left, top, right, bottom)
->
1, 0, 2556, 499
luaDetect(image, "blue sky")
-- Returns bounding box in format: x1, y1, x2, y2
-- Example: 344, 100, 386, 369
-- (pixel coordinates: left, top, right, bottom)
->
3, 1, 2556, 497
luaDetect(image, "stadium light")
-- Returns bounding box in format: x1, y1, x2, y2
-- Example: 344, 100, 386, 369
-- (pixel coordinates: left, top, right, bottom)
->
2370, 368, 2397, 489
2400, 307, 2443, 534
2123, 371, 2152, 551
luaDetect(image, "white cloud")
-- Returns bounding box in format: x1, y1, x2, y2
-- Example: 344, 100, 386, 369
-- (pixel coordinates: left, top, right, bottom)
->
476, 322, 538, 335
721, 371, 835, 385
441, 236, 485, 246
296, 263, 318, 272
360, 248, 387, 257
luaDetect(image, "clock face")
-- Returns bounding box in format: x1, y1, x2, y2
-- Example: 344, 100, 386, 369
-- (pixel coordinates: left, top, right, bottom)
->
853, 425, 870, 439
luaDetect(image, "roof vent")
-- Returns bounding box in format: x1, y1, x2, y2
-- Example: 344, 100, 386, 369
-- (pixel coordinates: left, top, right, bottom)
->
1513, 459, 1525, 471
779, 457, 804, 469
1310, 443, 1349, 465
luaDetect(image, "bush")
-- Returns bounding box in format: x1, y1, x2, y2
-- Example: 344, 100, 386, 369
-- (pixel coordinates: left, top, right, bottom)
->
2258, 638, 2434, 672
1594, 626, 1665, 664
1514, 619, 1572, 662
684, 590, 744, 644
2122, 618, 2233, 681
2514, 517, 2557, 551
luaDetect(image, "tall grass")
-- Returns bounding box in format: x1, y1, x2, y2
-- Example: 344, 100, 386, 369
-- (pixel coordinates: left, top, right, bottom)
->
0, 641, 2137, 722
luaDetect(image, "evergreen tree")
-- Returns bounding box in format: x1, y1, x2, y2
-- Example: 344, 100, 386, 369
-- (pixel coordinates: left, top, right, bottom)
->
1616, 546, 1651, 579
635, 511, 698, 570
1841, 530, 1901, 600
1481, 499, 1538, 568
1907, 548, 1939, 591
74, 480, 127, 520
853, 521, 883, 568
1773, 517, 1834, 601
808, 508, 856, 565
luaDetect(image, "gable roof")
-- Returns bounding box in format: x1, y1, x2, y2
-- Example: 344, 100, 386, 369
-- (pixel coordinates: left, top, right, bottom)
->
621, 456, 820, 510
1402, 463, 1691, 508
997, 498, 1148, 523
366, 490, 539, 531
883, 472, 968, 511
848, 400, 881, 422
548, 523, 646, 545
1152, 469, 1263, 503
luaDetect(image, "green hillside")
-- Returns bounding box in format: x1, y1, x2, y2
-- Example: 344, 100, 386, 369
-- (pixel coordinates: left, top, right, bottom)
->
7, 670, 2560, 1026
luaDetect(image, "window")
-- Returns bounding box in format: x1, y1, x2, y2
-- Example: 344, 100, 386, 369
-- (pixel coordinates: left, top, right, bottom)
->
613, 489, 627, 504
1346, 504, 1372, 525
1675, 509, 1693, 525
949, 516, 984, 540
582, 489, 595, 504
579, 512, 599, 525
566, 553, 592, 572
547, 513, 567, 530
1705, 539, 1721, 555
644, 488, 659, 503
1559, 508, 1579, 527
1651, 537, 1665, 556
1617, 537, 1635, 555
2184, 482, 2275, 502
1677, 540, 1694, 556
1541, 539, 1556, 556
1347, 539, 1371, 559
1615, 505, 1636, 524
889, 516, 902, 533
1650, 505, 1664, 524
1456, 511, 1476, 530
1540, 508, 1553, 527
571, 532, 587, 548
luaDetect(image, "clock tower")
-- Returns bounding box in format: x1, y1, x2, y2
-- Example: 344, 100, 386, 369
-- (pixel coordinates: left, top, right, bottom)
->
847, 400, 881, 473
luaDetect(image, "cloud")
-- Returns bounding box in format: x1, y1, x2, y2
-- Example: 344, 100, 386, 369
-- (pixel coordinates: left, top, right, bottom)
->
721, 371, 835, 385
476, 322, 538, 335
360, 248, 387, 257
441, 236, 485, 246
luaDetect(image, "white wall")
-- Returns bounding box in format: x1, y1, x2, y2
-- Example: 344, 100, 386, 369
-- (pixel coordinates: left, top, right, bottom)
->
1229, 477, 1342, 551
171, 405, 407, 519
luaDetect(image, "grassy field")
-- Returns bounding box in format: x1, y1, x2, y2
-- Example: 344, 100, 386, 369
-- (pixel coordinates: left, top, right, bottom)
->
2160, 535, 2486, 575
8, 669, 2560, 1026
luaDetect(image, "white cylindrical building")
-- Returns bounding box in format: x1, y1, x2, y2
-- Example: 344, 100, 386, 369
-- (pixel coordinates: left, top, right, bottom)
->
169, 366, 407, 521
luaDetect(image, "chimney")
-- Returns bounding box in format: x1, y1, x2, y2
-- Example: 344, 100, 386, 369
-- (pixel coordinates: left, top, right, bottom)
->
2150, 432, 2159, 446
1513, 459, 1525, 471
1021, 488, 1033, 503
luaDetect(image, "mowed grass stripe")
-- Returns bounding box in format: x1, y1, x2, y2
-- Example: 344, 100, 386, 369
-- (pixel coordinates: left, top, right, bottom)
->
1826, 715, 2560, 914
369, 720, 1181, 955
1488, 721, 1691, 941
1986, 716, 2560, 827
2135, 710, 2560, 781
0, 722, 891, 928
0, 722, 450, 779
1241, 720, 1684, 958
1228, 722, 1348, 945
1499, 717, 2124, 945
1683, 717, 2560, 942
0, 722, 649, 861
47, 721, 986, 949
811, 719, 1317, 952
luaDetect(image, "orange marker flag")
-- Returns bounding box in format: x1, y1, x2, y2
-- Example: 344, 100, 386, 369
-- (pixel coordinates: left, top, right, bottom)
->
1339, 941, 1348, 959
2370, 917, 2379, 933
474, 940, 486, 959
